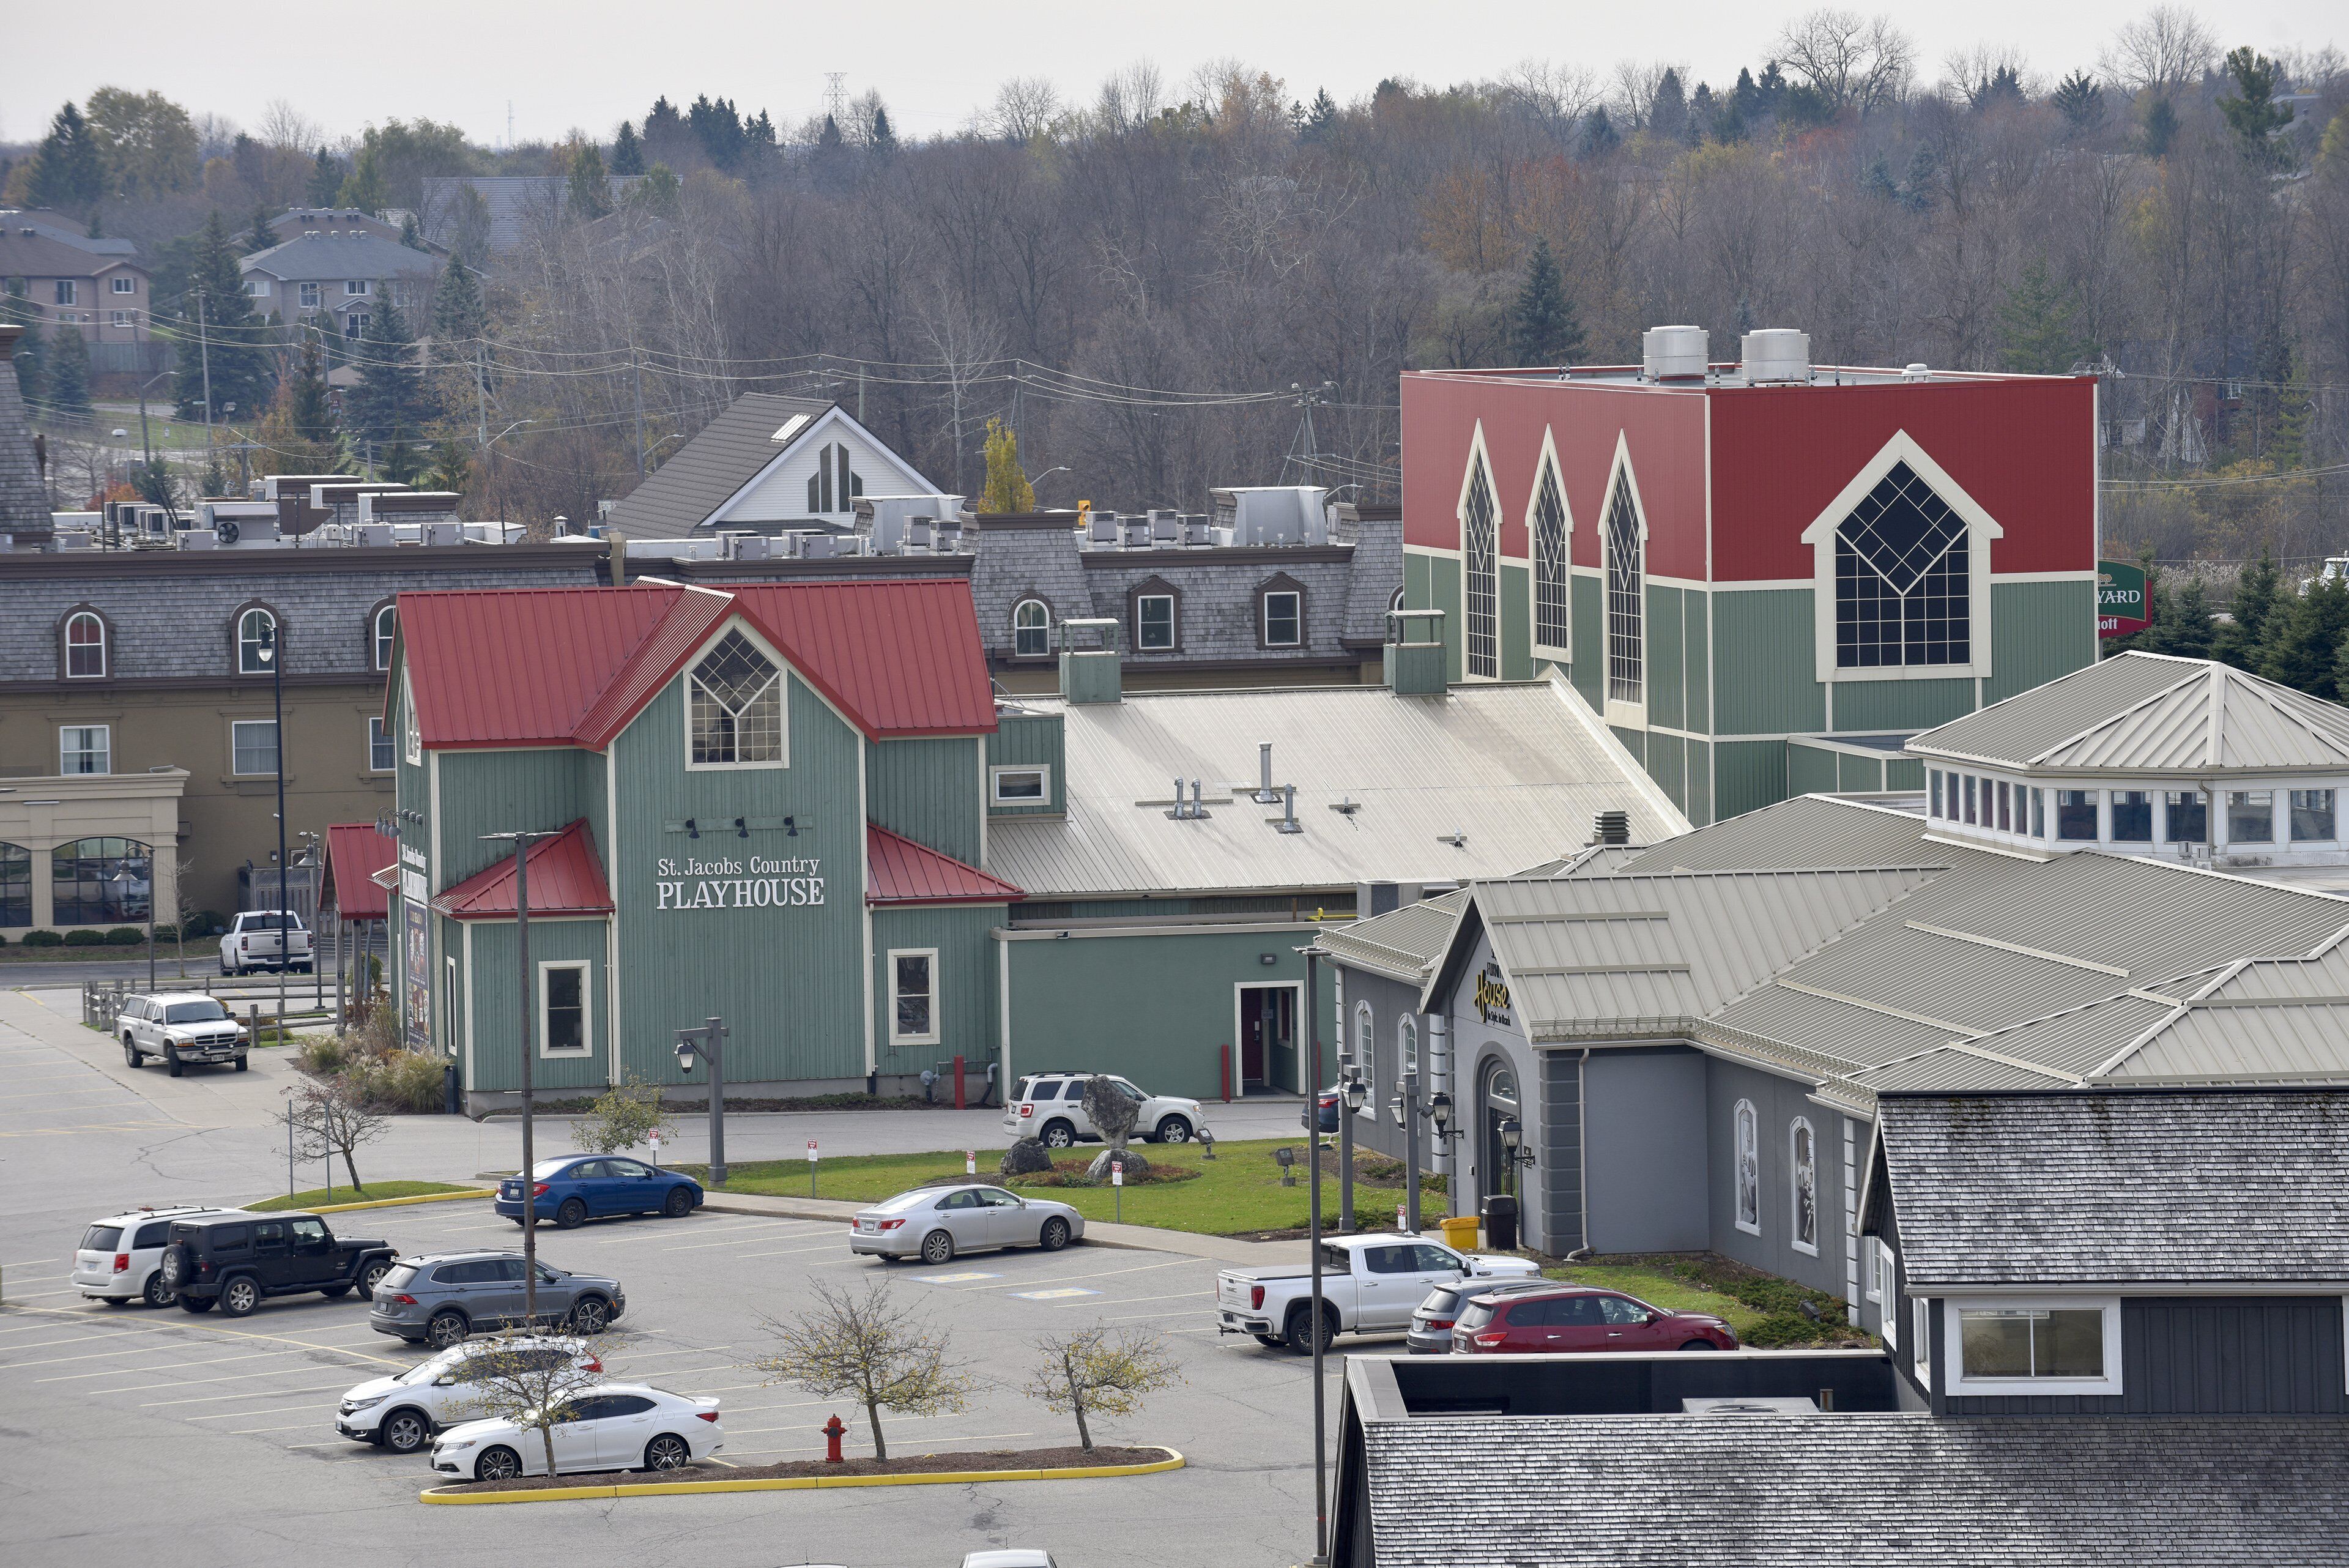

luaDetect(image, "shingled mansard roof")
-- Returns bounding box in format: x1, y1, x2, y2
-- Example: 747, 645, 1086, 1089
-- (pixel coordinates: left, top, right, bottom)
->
1910, 649, 2349, 773
1864, 1088, 2349, 1288
1354, 1410, 2349, 1567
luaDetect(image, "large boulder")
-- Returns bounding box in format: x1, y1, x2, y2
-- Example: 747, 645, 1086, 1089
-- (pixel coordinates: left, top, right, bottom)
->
1082, 1076, 1141, 1145
1000, 1137, 1055, 1176
1086, 1145, 1149, 1182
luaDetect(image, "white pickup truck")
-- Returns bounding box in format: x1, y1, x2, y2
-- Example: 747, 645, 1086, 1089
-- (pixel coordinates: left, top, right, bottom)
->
219, 910, 313, 975
1216, 1233, 1540, 1352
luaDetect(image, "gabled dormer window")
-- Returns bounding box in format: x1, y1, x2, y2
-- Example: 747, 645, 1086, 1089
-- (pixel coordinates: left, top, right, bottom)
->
687, 630, 785, 767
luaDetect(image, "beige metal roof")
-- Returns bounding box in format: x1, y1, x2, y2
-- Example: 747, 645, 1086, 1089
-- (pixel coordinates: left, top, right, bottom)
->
1909, 651, 2349, 773
1316, 890, 1469, 983
984, 680, 1688, 899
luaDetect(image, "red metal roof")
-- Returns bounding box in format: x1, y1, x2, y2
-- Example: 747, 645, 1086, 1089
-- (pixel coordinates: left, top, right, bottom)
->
866, 823, 1024, 905
432, 820, 614, 921
321, 822, 396, 921
400, 580, 994, 750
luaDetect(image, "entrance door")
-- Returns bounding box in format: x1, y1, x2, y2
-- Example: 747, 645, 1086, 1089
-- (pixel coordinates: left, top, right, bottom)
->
1238, 987, 1299, 1091
1481, 1062, 1520, 1199
1240, 989, 1269, 1087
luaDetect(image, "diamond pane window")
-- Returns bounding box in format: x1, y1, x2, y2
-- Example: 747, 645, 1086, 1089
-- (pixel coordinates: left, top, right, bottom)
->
1604, 473, 1642, 703
1834, 461, 1970, 669
1532, 459, 1569, 651
689, 630, 784, 765
1463, 456, 1498, 678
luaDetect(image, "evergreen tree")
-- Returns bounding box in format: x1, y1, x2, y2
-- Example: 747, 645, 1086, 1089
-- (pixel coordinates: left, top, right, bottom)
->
283, 333, 336, 442
306, 147, 344, 204
3, 295, 44, 407
1300, 88, 1340, 144
1861, 156, 1901, 203
1997, 259, 2090, 374
628, 165, 681, 217
346, 284, 426, 447
430, 260, 486, 346
688, 94, 745, 169
253, 335, 341, 476
2167, 578, 2216, 660
1579, 107, 1620, 158
610, 119, 645, 176
1970, 65, 2025, 113
247, 201, 276, 255
338, 143, 389, 213
48, 324, 92, 421
2141, 97, 2178, 158
2216, 47, 2295, 167
1508, 238, 1584, 367
26, 103, 105, 214
169, 210, 275, 422
818, 114, 845, 154
869, 106, 897, 157
86, 209, 103, 239
1649, 70, 1688, 141
2214, 551, 2284, 672
642, 96, 687, 162
379, 439, 422, 485
398, 211, 426, 250
566, 143, 612, 221
979, 417, 1036, 512
2261, 574, 2349, 698
1729, 67, 1763, 124
2052, 72, 2104, 132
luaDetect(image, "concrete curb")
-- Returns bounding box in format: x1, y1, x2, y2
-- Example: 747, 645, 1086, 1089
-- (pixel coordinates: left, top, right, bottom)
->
251, 1188, 494, 1214
417, 1446, 1184, 1504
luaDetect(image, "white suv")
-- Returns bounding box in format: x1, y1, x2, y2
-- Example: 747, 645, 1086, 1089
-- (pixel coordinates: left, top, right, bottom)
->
1003, 1072, 1208, 1148
336, 1336, 601, 1455
73, 1205, 240, 1307
117, 993, 248, 1076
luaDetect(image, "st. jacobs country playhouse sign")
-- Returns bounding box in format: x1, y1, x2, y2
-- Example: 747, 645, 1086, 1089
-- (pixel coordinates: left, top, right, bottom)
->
655, 855, 825, 910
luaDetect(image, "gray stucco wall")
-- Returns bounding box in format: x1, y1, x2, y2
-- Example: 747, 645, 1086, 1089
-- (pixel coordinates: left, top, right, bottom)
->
1705, 1057, 1852, 1305
1329, 963, 1418, 1167
1583, 1046, 1710, 1254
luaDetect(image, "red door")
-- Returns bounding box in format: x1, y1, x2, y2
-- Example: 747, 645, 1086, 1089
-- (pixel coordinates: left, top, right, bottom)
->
1241, 992, 1267, 1085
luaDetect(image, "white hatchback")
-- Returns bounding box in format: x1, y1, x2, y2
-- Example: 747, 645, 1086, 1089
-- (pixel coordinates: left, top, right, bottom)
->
429, 1383, 722, 1481
336, 1336, 601, 1455
73, 1206, 240, 1307
1002, 1072, 1208, 1148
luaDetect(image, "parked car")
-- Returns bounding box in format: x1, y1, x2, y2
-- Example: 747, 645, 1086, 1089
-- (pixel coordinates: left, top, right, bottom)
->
335, 1335, 601, 1454
1001, 1071, 1208, 1148
368, 1251, 626, 1346
116, 993, 248, 1076
960, 1555, 1060, 1568
1215, 1234, 1541, 1352
72, 1205, 240, 1307
1302, 1085, 1341, 1134
495, 1156, 704, 1230
429, 1383, 722, 1481
852, 1183, 1086, 1265
1450, 1285, 1738, 1354
1405, 1276, 1567, 1354
159, 1211, 396, 1318
219, 909, 312, 975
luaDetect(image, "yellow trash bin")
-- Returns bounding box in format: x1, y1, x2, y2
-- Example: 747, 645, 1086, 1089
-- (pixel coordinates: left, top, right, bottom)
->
1441, 1215, 1482, 1253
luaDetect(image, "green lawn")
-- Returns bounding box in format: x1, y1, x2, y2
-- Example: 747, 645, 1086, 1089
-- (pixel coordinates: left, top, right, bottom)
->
1540, 1260, 1772, 1337
680, 1138, 1437, 1238
247, 1180, 481, 1211
1542, 1255, 1874, 1348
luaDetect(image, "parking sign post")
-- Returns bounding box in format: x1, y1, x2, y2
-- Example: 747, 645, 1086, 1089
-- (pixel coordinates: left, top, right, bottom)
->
1112, 1157, 1123, 1222
807, 1138, 819, 1197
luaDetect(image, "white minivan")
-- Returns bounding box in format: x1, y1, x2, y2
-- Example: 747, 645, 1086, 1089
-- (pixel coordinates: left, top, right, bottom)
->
73, 1205, 240, 1307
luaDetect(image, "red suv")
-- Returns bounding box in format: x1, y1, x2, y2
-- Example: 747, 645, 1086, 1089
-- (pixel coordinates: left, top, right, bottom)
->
1451, 1285, 1737, 1354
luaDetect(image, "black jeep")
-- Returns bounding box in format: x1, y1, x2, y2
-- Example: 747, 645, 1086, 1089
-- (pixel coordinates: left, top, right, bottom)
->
160, 1212, 397, 1318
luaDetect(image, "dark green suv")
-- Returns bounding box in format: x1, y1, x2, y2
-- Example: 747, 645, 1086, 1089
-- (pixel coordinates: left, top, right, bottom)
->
159, 1212, 398, 1318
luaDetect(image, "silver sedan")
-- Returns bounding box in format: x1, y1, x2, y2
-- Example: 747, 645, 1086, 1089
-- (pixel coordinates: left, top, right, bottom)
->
850, 1183, 1086, 1265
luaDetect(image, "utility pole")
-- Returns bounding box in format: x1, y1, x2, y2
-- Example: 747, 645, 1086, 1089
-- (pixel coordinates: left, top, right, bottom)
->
481, 825, 564, 1326
632, 351, 646, 478
196, 290, 215, 465
1304, 945, 1329, 1568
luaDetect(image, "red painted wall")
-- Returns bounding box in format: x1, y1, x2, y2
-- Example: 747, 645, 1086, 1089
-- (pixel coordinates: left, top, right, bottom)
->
1707, 377, 2097, 581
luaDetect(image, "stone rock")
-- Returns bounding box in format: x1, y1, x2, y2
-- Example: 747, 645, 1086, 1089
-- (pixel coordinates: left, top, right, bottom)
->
1087, 1146, 1149, 1181
1000, 1138, 1055, 1176
1081, 1076, 1141, 1143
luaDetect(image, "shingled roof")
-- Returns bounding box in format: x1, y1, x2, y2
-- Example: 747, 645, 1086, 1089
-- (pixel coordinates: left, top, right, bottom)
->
1866, 1088, 2349, 1287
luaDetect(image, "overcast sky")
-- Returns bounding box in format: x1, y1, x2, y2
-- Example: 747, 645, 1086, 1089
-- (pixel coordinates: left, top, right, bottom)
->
6, 0, 2340, 147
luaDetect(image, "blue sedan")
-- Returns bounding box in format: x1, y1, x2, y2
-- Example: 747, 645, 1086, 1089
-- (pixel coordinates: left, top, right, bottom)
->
496, 1156, 704, 1230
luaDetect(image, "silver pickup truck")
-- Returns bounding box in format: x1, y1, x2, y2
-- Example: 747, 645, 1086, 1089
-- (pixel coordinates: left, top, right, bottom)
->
1216, 1233, 1540, 1352
219, 910, 313, 975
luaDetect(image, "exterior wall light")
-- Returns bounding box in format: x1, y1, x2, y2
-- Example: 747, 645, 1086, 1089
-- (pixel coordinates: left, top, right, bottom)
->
1499, 1115, 1536, 1168
1427, 1089, 1454, 1135
675, 1035, 697, 1074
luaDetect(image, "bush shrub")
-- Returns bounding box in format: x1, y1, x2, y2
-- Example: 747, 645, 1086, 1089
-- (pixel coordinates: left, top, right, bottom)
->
188, 910, 226, 938
152, 923, 178, 942
297, 1035, 349, 1075
104, 926, 146, 946
64, 929, 106, 946
351, 1049, 446, 1113
1741, 1312, 1819, 1348
20, 929, 63, 948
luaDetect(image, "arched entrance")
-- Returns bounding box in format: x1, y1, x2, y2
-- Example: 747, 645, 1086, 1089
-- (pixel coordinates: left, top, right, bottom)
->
1480, 1058, 1520, 1198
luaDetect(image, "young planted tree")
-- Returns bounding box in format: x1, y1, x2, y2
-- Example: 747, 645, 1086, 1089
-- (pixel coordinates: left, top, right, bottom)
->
570, 1075, 677, 1156
447, 1330, 612, 1481
278, 1074, 388, 1193
978, 417, 1035, 512
2214, 551, 2284, 672
746, 1280, 976, 1460
1022, 1325, 1182, 1452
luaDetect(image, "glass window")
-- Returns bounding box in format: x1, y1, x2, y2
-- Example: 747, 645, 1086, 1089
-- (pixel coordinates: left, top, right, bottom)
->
1263, 589, 1302, 647
368, 717, 395, 772
1532, 456, 1570, 651
1399, 1016, 1417, 1074
60, 725, 109, 776
1354, 1001, 1375, 1102
1604, 467, 1642, 702
2030, 787, 2046, 838
344, 311, 369, 339
231, 720, 278, 776
991, 767, 1047, 804
2291, 789, 2336, 842
373, 604, 398, 670
1996, 779, 2012, 832
65, 611, 106, 677
2057, 789, 2098, 841
1912, 1297, 1932, 1385
289, 1217, 327, 1247
299, 281, 321, 310
1929, 769, 1944, 818
2165, 790, 2206, 842
2110, 790, 2152, 842
1597, 1294, 1651, 1326
540, 963, 588, 1054
1789, 1118, 1817, 1255
113, 275, 136, 294
403, 682, 421, 767
346, 279, 371, 295
236, 608, 277, 675
1136, 593, 1174, 651
1833, 459, 1971, 669
2228, 790, 2274, 844
1732, 1099, 1760, 1236
1463, 454, 1497, 678
1962, 775, 1978, 825
688, 630, 783, 765
1012, 600, 1050, 658
51, 837, 150, 924
1958, 1307, 2105, 1380
891, 950, 937, 1043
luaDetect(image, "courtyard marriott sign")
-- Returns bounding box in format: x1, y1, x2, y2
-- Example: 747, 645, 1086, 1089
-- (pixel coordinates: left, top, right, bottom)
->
655, 855, 826, 910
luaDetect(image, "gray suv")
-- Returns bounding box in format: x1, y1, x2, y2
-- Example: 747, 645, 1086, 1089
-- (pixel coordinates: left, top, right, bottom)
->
368, 1252, 626, 1347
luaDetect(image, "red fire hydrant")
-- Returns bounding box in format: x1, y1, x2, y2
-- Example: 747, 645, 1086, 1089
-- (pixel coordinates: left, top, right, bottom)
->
823, 1414, 846, 1464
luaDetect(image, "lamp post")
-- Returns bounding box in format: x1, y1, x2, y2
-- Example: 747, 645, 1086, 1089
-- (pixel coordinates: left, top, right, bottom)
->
674, 1017, 730, 1186
481, 825, 563, 1326
1339, 1067, 1367, 1232
255, 619, 288, 1032
1299, 943, 1330, 1568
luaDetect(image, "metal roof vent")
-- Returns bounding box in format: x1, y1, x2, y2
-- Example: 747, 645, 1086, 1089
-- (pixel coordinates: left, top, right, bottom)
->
1641, 325, 1708, 381
1591, 809, 1631, 847
1740, 329, 1811, 385
1902, 362, 1932, 381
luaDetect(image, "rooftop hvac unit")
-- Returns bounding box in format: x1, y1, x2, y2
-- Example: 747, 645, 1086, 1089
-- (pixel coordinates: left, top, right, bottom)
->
1641, 325, 1709, 380
177, 529, 218, 550
1740, 329, 1811, 385
1087, 512, 1119, 546
420, 522, 462, 548
355, 524, 394, 548
54, 530, 93, 550
721, 532, 772, 561
1118, 515, 1151, 549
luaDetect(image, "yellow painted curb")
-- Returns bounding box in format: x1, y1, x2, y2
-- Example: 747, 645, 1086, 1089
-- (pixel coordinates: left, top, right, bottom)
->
418, 1447, 1184, 1505
248, 1189, 494, 1215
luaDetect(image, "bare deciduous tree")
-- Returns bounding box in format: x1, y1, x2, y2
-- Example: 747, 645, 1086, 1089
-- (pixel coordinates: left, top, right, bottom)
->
278, 1074, 388, 1192
1022, 1325, 1182, 1451
2099, 4, 2219, 95
745, 1280, 976, 1460
1776, 9, 1918, 114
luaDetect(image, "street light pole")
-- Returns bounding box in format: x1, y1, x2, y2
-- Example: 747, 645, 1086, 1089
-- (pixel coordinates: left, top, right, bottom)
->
482, 825, 562, 1326
258, 619, 288, 1031
674, 1017, 730, 1185
1303, 945, 1328, 1568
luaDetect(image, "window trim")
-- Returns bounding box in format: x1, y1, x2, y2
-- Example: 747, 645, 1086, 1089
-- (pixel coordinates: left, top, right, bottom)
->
537, 959, 593, 1057
1011, 598, 1052, 660
401, 671, 422, 767
369, 601, 398, 672
989, 764, 1051, 806
111, 274, 137, 294
1398, 1015, 1417, 1077
229, 718, 280, 778
59, 723, 111, 776
1866, 1236, 1890, 1304
888, 946, 941, 1047
1528, 431, 1573, 657
1802, 429, 2003, 685
60, 605, 110, 680
681, 622, 790, 772
1912, 1296, 1934, 1389
366, 716, 395, 774
1600, 433, 1648, 721
1128, 578, 1181, 653
1353, 1000, 1376, 1110
1789, 1115, 1819, 1256
232, 603, 281, 677
1256, 574, 1306, 650
1942, 1296, 2123, 1398
1732, 1098, 1761, 1236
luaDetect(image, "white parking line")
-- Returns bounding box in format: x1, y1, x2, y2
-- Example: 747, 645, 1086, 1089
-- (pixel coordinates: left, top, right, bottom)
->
188, 1400, 335, 1421
1101, 1308, 1219, 1321
41, 1350, 289, 1383
0, 1329, 157, 1356
1058, 1290, 1206, 1310
0, 1288, 84, 1299
733, 1244, 849, 1261
229, 1420, 324, 1435
138, 1381, 355, 1407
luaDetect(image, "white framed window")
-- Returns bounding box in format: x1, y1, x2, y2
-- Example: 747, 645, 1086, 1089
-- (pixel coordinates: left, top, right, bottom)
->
1602, 442, 1646, 708
64, 609, 106, 678
1803, 431, 2002, 685
1136, 593, 1175, 652
989, 765, 1049, 806
237, 607, 277, 674
367, 717, 394, 773
1262, 589, 1302, 647
1866, 1237, 1892, 1304
373, 604, 398, 671
1012, 599, 1050, 658
54, 280, 76, 305
1459, 436, 1498, 679
1530, 437, 1571, 655
538, 960, 592, 1055
111, 310, 133, 327
1945, 1298, 2121, 1398
345, 279, 371, 296
244, 278, 270, 297
401, 673, 422, 767
344, 310, 370, 340
231, 719, 279, 776
1398, 1016, 1417, 1076
1732, 1098, 1760, 1236
686, 628, 785, 768
889, 948, 939, 1046
1912, 1297, 1933, 1388
1353, 1000, 1375, 1107
112, 275, 136, 294
1789, 1117, 1818, 1255
299, 281, 321, 310
60, 724, 110, 776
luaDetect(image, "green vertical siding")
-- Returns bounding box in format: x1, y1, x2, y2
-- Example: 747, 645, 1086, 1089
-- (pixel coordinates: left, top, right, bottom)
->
870, 905, 1004, 1079
1831, 678, 1973, 732
1885, 757, 1926, 791
1649, 585, 1685, 730
1610, 725, 1646, 764
463, 917, 610, 1094
987, 713, 1066, 817
1988, 579, 2098, 703
1712, 590, 1824, 735
1789, 741, 1839, 797
1687, 739, 1713, 825
1647, 730, 1687, 814
1570, 574, 1603, 712
1683, 589, 1711, 734
432, 748, 599, 888
1716, 739, 1789, 820
1837, 752, 1887, 792
1416, 554, 1465, 684
1499, 562, 1533, 680
867, 737, 984, 865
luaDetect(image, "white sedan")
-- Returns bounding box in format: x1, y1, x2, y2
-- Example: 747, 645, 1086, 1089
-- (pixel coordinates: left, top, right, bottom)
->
429, 1383, 722, 1481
